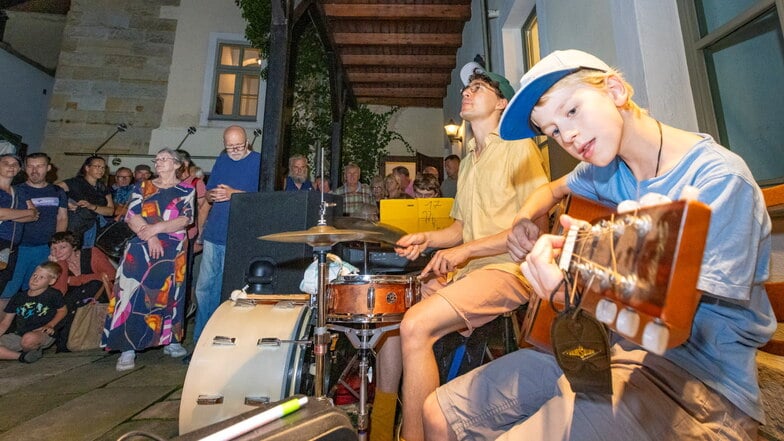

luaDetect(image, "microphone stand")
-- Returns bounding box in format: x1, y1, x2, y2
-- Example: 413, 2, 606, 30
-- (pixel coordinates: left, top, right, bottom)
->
93, 123, 127, 156
175, 126, 197, 151
249, 128, 262, 149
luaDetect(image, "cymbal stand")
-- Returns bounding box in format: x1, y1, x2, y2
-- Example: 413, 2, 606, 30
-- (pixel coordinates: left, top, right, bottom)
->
312, 244, 331, 399
327, 322, 399, 440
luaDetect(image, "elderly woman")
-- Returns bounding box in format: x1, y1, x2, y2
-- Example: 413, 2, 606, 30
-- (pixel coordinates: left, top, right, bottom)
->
57, 156, 115, 248
49, 231, 116, 351
102, 148, 194, 371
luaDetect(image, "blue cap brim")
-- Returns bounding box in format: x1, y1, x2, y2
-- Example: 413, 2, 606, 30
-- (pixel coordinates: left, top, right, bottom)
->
499, 68, 578, 140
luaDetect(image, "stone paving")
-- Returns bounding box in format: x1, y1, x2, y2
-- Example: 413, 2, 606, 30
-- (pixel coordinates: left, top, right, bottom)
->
0, 346, 187, 441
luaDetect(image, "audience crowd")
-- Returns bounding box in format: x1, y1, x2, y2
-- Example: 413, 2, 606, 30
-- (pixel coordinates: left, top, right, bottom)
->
0, 140, 460, 373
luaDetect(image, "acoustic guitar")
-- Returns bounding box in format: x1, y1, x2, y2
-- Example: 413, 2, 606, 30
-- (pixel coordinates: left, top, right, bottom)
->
520, 194, 711, 355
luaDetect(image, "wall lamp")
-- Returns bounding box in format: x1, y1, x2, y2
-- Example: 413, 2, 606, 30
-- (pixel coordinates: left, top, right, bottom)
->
444, 119, 462, 143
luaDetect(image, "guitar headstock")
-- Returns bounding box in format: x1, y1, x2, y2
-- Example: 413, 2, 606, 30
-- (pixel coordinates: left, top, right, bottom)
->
560, 199, 711, 354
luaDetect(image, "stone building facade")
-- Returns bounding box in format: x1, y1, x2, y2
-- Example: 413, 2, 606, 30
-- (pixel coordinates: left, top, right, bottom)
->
42, 0, 179, 178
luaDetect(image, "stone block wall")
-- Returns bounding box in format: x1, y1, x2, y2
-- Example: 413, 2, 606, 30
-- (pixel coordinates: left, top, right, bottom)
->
41, 0, 179, 179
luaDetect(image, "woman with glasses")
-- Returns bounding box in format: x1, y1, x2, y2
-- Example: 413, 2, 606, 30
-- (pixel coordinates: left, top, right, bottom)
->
102, 148, 195, 371
56, 156, 115, 248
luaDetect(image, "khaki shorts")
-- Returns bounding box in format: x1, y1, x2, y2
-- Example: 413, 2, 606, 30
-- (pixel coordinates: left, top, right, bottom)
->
436, 343, 758, 440
421, 268, 530, 336
0, 332, 55, 352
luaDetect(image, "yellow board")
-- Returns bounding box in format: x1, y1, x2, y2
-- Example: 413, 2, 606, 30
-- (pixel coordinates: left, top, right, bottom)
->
380, 198, 454, 233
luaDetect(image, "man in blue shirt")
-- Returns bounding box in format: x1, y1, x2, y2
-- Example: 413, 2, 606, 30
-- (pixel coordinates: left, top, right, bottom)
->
283, 154, 313, 191
192, 126, 260, 345
1, 153, 67, 302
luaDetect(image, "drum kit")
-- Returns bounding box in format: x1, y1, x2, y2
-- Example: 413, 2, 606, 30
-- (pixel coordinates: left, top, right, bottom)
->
179, 198, 420, 439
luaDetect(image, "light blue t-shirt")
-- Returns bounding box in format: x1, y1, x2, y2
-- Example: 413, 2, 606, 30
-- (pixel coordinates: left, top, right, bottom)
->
567, 135, 775, 422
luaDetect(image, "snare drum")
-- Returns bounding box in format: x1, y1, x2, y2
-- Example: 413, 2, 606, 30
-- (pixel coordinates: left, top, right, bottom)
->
179, 298, 312, 434
327, 274, 419, 323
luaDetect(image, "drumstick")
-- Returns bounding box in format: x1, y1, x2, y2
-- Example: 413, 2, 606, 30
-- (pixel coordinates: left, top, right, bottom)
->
199, 396, 308, 441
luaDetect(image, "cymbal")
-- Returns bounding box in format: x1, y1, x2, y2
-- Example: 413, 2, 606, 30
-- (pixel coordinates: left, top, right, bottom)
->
258, 225, 382, 247
333, 217, 407, 245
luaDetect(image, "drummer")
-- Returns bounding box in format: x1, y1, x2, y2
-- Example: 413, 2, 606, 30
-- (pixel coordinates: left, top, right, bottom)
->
377, 64, 550, 441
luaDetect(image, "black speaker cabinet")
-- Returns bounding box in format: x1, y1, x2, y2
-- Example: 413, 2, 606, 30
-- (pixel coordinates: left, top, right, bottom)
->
174, 395, 357, 441
221, 191, 342, 300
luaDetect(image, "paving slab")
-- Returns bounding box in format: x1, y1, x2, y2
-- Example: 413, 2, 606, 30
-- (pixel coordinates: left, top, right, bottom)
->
95, 420, 180, 441
107, 362, 187, 389
0, 355, 102, 395
133, 399, 180, 420
16, 358, 134, 395
0, 392, 81, 431
0, 386, 173, 441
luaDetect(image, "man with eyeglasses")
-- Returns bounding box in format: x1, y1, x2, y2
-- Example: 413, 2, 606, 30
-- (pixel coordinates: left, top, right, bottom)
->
191, 125, 260, 350
370, 63, 550, 441
111, 167, 134, 219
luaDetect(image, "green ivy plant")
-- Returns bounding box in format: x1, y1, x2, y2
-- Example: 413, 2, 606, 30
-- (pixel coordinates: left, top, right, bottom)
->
236, 0, 412, 183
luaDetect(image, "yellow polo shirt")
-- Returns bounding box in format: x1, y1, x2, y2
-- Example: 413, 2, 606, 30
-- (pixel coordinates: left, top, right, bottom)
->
451, 131, 549, 279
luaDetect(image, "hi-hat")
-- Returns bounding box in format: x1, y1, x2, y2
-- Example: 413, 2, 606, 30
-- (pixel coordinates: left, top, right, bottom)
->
259, 225, 382, 247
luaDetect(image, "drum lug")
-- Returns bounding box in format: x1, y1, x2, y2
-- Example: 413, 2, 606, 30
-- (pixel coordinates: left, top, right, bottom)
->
212, 335, 236, 346
244, 396, 270, 406
406, 286, 412, 308
196, 394, 224, 405
233, 298, 256, 308
258, 338, 312, 347
367, 286, 375, 311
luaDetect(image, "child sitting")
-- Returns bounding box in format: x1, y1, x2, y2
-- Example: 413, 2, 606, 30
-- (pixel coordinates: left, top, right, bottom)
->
0, 261, 66, 363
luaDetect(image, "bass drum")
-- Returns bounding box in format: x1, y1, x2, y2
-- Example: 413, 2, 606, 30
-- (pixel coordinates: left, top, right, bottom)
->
179, 298, 312, 435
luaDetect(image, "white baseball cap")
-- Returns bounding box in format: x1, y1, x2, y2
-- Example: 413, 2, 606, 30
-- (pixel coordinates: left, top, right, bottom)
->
499, 49, 611, 140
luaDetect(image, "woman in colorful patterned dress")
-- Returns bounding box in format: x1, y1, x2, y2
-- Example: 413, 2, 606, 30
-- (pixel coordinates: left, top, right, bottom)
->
102, 148, 194, 371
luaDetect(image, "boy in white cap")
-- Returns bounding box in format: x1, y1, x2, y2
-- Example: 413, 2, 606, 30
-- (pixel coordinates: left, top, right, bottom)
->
382, 62, 548, 441
423, 49, 774, 440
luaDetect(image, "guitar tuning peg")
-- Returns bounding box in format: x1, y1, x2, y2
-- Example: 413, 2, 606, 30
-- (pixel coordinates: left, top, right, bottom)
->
680, 185, 700, 201
617, 199, 640, 213
595, 299, 618, 324
616, 308, 640, 337
642, 320, 670, 355
639, 192, 672, 207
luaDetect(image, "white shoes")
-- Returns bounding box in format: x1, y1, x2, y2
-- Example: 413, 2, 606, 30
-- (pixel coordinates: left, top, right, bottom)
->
163, 343, 188, 358
116, 351, 136, 371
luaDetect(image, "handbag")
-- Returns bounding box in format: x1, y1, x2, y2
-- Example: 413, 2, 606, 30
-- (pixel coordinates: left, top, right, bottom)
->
66, 275, 110, 352
95, 221, 136, 261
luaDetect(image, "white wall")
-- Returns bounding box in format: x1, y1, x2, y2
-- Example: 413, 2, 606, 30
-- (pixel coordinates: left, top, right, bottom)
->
384, 106, 446, 158
0, 48, 54, 152
147, 0, 255, 165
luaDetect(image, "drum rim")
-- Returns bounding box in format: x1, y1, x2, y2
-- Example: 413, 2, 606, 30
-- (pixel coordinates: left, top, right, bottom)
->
332, 274, 413, 284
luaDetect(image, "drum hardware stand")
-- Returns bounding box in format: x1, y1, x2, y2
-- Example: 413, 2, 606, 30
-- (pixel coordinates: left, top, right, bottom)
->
313, 242, 332, 399
327, 322, 400, 440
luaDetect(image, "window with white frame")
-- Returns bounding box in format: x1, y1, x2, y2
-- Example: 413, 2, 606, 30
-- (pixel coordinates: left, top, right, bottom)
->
210, 43, 262, 121
678, 0, 784, 185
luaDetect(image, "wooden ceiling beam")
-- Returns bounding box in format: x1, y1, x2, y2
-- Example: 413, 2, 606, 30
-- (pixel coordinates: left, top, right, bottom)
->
354, 86, 444, 98
323, 4, 470, 20
358, 97, 444, 108
333, 33, 462, 46
341, 54, 455, 67
346, 72, 449, 84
